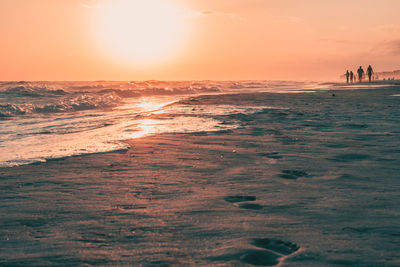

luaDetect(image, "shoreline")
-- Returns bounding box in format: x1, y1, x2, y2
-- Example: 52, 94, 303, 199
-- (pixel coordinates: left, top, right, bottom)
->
2, 84, 400, 170
0, 84, 400, 171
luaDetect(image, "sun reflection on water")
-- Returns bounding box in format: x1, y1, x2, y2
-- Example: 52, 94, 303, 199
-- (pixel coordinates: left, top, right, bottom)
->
126, 119, 160, 139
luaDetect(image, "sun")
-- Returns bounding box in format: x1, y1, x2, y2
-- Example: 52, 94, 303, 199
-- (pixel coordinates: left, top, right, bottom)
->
93, 0, 187, 67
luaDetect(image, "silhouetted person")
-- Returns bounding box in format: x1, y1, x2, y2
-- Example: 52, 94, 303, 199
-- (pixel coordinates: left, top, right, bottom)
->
357, 66, 364, 83
346, 70, 350, 83
350, 71, 354, 83
367, 65, 373, 82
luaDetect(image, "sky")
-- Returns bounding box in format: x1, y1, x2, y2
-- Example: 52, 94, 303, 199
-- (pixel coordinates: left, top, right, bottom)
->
1, 0, 400, 81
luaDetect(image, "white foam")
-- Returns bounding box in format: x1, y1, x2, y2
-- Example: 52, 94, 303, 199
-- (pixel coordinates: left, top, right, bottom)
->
0, 97, 239, 167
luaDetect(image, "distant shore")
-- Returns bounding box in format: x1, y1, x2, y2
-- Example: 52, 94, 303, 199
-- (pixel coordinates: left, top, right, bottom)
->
322, 79, 400, 86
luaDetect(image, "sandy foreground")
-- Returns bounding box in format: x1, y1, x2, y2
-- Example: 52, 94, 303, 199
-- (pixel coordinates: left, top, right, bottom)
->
1, 131, 301, 266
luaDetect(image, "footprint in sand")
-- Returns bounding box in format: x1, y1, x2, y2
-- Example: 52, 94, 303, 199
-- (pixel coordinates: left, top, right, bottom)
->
258, 152, 283, 159
224, 195, 257, 203
208, 238, 299, 266
208, 250, 280, 266
238, 203, 264, 210
329, 153, 372, 162
241, 238, 299, 266
278, 170, 308, 180
223, 195, 264, 210
239, 250, 282, 266
251, 238, 299, 255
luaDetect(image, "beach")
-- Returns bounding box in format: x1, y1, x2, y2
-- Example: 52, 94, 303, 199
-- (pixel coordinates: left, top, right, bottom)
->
1, 82, 400, 266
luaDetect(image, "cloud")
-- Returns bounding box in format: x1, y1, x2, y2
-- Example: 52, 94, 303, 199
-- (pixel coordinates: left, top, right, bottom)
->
268, 15, 304, 24
201, 11, 214, 16
372, 24, 400, 33
371, 39, 400, 56
381, 40, 400, 55
80, 1, 103, 9
185, 9, 245, 21
80, 2, 243, 21
80, 3, 92, 9
283, 16, 304, 23
315, 38, 363, 45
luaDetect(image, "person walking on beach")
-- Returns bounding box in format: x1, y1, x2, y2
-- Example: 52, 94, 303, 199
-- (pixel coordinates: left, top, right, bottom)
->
350, 71, 354, 83
367, 65, 374, 82
357, 66, 364, 83
346, 70, 350, 83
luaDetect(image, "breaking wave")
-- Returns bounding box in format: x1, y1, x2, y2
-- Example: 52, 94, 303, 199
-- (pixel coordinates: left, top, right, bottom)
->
0, 85, 66, 97
0, 92, 122, 117
0, 81, 227, 118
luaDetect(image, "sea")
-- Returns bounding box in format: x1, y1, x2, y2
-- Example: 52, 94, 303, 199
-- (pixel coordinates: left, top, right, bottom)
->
1, 80, 400, 266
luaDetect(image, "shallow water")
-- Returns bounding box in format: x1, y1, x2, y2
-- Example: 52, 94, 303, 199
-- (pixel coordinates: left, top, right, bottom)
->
1, 82, 400, 266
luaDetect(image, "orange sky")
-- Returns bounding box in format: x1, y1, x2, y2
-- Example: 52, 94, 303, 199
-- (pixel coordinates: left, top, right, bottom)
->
1, 0, 400, 81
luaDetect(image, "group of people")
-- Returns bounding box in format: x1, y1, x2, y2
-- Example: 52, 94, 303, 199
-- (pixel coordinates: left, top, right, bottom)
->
345, 65, 374, 83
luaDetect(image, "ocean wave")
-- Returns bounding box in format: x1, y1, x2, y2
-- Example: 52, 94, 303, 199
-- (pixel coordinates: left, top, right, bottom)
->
99, 86, 221, 98
0, 85, 66, 97
0, 82, 223, 99
0, 103, 28, 117
0, 92, 121, 117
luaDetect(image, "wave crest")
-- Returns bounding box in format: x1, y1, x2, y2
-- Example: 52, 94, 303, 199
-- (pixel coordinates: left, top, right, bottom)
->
0, 92, 121, 117
0, 85, 66, 97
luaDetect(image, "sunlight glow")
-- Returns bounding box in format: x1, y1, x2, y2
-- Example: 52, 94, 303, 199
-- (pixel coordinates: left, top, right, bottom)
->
93, 0, 187, 67
136, 97, 173, 112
